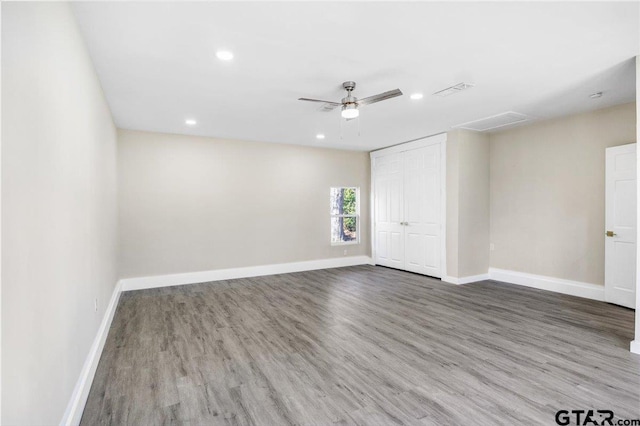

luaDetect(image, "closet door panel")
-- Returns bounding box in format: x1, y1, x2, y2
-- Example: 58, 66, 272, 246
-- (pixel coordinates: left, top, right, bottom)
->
403, 145, 441, 277
405, 233, 424, 270
374, 153, 404, 268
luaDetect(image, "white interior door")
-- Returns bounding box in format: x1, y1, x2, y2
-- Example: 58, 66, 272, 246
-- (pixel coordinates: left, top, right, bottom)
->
374, 153, 404, 269
403, 145, 441, 277
605, 143, 637, 309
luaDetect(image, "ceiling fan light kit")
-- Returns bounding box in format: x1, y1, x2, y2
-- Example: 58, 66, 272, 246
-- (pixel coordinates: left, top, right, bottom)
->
341, 104, 359, 119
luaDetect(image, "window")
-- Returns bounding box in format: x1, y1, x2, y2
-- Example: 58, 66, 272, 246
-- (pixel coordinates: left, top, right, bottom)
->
330, 187, 359, 245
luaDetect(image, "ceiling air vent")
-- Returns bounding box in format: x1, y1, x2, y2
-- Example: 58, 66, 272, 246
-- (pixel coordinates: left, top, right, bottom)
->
433, 82, 474, 97
454, 112, 532, 132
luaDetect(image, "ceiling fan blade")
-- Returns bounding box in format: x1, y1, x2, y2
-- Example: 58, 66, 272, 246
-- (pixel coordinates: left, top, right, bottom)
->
298, 98, 342, 111
298, 98, 341, 105
357, 89, 403, 106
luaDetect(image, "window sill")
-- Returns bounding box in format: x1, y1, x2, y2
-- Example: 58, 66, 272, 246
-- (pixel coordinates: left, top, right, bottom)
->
331, 241, 360, 246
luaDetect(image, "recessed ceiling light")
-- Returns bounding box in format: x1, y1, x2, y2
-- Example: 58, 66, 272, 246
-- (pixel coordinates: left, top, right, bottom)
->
216, 50, 234, 61
589, 92, 603, 99
410, 93, 424, 100
185, 119, 197, 126
316, 134, 325, 140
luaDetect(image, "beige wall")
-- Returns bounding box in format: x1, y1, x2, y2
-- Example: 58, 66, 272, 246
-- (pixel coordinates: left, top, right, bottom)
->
458, 131, 491, 277
446, 132, 460, 277
2, 3, 118, 424
490, 102, 636, 285
118, 129, 370, 278
446, 130, 490, 278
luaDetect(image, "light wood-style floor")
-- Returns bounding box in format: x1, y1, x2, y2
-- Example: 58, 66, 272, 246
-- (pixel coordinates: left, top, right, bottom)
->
81, 265, 640, 425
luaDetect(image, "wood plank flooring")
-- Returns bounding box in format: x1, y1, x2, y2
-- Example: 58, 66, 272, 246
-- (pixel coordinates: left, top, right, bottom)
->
81, 265, 640, 425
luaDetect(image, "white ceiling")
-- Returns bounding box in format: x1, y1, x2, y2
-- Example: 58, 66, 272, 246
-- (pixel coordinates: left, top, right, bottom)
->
72, 2, 638, 151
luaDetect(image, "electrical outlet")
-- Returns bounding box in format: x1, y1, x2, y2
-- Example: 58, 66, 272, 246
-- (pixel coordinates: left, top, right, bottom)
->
343, 249, 348, 256
94, 298, 98, 312
490, 243, 495, 251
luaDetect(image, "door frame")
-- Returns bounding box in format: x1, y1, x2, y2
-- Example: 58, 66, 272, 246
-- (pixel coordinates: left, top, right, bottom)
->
369, 133, 447, 278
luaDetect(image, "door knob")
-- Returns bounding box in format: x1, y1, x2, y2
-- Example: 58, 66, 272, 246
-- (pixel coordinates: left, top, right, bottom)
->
606, 230, 617, 237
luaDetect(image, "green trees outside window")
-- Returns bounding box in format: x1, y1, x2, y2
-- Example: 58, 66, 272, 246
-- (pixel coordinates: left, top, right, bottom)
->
330, 187, 359, 244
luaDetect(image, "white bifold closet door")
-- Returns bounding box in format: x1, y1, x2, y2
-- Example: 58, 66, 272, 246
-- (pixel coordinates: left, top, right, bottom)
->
374, 153, 405, 269
374, 143, 442, 277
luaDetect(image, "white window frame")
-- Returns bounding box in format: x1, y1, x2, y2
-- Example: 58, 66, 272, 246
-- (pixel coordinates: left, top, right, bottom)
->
330, 187, 360, 246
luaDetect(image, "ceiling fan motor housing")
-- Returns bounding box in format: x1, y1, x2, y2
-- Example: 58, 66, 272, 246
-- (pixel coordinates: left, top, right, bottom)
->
342, 81, 358, 104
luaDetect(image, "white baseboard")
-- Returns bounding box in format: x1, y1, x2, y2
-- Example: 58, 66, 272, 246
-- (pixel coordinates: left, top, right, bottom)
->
442, 273, 490, 285
60, 280, 123, 426
443, 268, 605, 301
120, 255, 374, 292
630, 340, 640, 355
488, 268, 605, 301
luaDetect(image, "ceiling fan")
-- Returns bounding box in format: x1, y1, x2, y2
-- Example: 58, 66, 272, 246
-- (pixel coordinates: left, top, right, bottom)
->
298, 81, 403, 120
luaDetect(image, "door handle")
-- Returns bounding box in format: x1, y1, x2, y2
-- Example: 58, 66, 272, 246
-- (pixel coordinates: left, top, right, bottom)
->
606, 230, 617, 237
